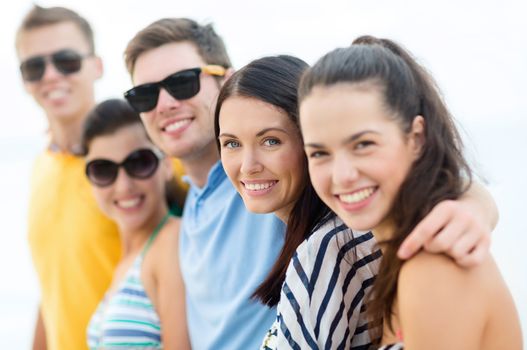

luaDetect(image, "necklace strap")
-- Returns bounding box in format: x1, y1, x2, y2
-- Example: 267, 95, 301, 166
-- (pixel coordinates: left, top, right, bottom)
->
48, 142, 84, 155
141, 211, 172, 257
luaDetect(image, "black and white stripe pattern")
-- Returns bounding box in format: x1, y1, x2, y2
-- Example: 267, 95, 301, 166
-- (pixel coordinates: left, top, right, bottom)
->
261, 214, 381, 349
378, 343, 404, 350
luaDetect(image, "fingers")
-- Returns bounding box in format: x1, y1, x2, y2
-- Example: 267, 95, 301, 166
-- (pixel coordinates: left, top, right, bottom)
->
425, 208, 491, 265
398, 200, 454, 259
398, 198, 492, 268
455, 233, 491, 267
447, 228, 479, 258
423, 216, 466, 254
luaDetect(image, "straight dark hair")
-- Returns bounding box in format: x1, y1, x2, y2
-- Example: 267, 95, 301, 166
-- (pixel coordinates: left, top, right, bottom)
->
82, 98, 186, 210
299, 36, 472, 343
81, 99, 142, 153
214, 55, 332, 306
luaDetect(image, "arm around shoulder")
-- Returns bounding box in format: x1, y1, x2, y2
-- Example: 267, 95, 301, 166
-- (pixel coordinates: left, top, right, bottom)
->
463, 180, 499, 231
398, 181, 497, 266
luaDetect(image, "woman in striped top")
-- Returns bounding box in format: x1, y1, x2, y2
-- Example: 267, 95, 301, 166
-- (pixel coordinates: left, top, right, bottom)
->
299, 36, 522, 349
82, 99, 190, 349
214, 56, 500, 349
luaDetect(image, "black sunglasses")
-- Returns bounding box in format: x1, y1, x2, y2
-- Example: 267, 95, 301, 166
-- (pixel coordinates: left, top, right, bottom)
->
85, 148, 164, 187
20, 49, 92, 82
124, 65, 226, 113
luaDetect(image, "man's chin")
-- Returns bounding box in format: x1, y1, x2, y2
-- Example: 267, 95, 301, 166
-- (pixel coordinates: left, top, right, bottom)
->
162, 142, 191, 159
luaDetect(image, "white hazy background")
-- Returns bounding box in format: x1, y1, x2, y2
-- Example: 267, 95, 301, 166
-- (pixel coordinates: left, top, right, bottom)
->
1, 0, 526, 346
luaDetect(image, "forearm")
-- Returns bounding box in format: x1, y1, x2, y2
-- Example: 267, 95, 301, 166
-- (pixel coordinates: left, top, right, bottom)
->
462, 181, 498, 231
159, 292, 190, 350
32, 306, 47, 350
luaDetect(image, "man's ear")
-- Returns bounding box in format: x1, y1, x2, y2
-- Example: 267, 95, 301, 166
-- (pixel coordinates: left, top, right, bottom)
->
409, 115, 425, 157
93, 55, 104, 80
221, 67, 235, 86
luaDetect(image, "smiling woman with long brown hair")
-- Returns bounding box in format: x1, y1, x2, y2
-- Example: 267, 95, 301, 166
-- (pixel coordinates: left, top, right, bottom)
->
299, 36, 522, 349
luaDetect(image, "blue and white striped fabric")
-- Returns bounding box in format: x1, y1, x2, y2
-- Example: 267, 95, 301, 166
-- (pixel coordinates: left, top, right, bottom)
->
87, 250, 162, 349
261, 213, 381, 350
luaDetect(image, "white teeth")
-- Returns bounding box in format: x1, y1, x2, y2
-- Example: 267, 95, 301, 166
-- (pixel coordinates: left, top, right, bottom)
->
244, 182, 275, 191
117, 197, 141, 208
47, 89, 67, 100
340, 187, 375, 204
165, 119, 191, 132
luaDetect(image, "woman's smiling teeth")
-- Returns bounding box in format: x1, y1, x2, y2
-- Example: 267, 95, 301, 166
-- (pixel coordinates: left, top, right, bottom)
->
116, 196, 142, 209
339, 187, 376, 204
243, 181, 277, 191
164, 118, 192, 132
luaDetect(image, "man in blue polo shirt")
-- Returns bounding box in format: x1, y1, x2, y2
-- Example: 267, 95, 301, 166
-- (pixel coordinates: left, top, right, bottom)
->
123, 19, 283, 349
122, 18, 497, 349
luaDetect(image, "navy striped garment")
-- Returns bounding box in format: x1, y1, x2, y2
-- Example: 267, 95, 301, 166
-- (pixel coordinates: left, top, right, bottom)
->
260, 213, 381, 350
379, 344, 404, 349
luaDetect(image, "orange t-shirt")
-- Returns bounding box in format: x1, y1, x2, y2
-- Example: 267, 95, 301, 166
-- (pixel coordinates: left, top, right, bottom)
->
28, 151, 121, 349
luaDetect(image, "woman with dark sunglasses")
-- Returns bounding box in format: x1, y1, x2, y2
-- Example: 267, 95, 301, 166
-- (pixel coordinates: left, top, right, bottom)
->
81, 99, 190, 349
214, 55, 500, 349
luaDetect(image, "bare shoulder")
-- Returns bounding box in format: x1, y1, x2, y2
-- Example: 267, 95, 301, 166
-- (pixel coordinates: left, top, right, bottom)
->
144, 216, 181, 274
153, 216, 181, 250
400, 251, 496, 289
397, 251, 497, 323
400, 251, 459, 281
397, 253, 521, 349
398, 251, 499, 319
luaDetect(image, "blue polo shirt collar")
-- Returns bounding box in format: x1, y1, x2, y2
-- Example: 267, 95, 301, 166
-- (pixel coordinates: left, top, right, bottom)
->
182, 160, 226, 199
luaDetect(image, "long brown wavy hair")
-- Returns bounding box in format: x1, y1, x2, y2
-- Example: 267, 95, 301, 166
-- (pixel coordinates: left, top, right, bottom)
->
298, 36, 472, 343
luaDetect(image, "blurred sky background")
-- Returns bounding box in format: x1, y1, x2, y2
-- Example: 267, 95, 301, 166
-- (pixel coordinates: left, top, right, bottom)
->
1, 0, 526, 347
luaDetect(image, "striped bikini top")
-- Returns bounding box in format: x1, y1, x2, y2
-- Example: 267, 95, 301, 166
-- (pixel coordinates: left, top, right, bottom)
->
87, 213, 170, 349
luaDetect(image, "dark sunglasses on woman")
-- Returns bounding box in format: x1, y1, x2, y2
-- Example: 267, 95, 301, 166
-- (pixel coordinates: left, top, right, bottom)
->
85, 148, 164, 187
124, 65, 226, 113
20, 49, 92, 82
